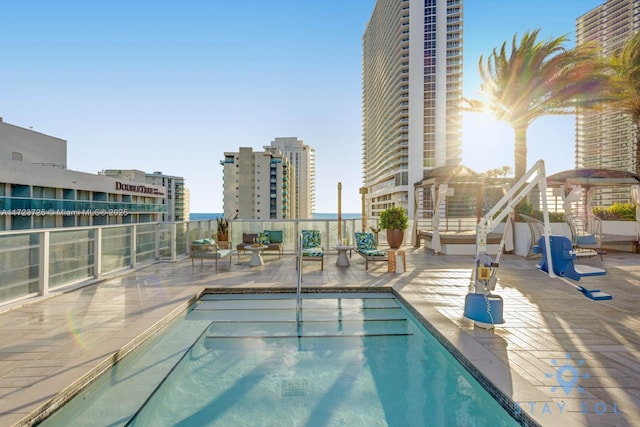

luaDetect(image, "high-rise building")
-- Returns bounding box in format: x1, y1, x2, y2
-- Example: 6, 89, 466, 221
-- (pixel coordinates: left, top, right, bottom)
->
576, 0, 640, 205
362, 0, 463, 218
268, 137, 315, 219
220, 147, 294, 220
144, 172, 189, 222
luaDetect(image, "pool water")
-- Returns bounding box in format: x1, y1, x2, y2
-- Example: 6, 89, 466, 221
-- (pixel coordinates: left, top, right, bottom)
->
42, 292, 520, 426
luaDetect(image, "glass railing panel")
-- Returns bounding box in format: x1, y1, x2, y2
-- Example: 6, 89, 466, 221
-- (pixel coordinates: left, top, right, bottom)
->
101, 226, 132, 274
49, 229, 95, 288
136, 224, 157, 264
158, 223, 173, 259
228, 219, 371, 253
188, 220, 215, 242
174, 222, 188, 257
0, 233, 40, 303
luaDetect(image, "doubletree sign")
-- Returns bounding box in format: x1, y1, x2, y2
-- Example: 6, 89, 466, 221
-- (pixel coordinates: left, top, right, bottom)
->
115, 182, 164, 196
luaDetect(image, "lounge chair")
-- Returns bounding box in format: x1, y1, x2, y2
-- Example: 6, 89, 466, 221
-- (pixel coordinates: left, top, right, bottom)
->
296, 229, 324, 270
354, 232, 388, 270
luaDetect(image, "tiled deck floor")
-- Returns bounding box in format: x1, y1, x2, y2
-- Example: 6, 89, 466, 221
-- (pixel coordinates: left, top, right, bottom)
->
0, 248, 638, 426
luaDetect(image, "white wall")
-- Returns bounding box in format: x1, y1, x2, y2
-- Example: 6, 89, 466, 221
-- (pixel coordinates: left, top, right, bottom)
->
0, 120, 67, 167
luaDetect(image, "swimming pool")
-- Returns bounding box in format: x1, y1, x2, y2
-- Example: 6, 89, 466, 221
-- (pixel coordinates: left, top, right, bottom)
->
40, 291, 521, 426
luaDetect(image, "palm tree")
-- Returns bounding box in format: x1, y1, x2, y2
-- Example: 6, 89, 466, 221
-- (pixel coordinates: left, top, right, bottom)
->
606, 31, 640, 175
465, 29, 613, 179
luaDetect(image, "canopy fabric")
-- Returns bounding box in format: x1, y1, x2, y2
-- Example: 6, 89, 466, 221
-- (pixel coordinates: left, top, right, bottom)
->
430, 184, 448, 254
552, 169, 640, 236
501, 184, 514, 252
547, 168, 640, 188
631, 185, 640, 239
418, 165, 479, 183
562, 185, 584, 213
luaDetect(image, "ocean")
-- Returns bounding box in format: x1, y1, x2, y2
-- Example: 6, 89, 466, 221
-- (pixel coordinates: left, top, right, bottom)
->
190, 213, 361, 221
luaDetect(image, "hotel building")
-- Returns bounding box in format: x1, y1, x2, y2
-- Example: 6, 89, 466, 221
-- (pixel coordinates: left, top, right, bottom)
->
101, 170, 190, 222
0, 118, 166, 230
268, 137, 315, 219
220, 146, 295, 220
576, 0, 640, 205
362, 0, 463, 218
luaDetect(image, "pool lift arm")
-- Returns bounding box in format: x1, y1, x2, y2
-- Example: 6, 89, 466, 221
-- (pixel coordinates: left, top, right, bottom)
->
464, 160, 556, 328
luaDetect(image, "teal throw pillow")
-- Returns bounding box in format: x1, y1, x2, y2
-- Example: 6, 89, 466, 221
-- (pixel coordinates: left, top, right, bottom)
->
268, 230, 283, 243
258, 232, 271, 244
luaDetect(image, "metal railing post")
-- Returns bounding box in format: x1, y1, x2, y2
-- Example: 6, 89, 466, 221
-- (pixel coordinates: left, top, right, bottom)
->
296, 233, 303, 330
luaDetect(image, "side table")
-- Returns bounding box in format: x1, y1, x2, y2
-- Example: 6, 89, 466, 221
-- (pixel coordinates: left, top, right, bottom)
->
334, 245, 354, 267
244, 245, 267, 267
387, 249, 406, 273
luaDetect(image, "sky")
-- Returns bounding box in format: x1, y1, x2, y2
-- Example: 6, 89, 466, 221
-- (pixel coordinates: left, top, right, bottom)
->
0, 0, 604, 213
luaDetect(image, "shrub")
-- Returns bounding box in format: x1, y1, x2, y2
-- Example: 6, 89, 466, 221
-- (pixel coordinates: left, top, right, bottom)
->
592, 203, 636, 221
515, 201, 564, 222
379, 206, 409, 230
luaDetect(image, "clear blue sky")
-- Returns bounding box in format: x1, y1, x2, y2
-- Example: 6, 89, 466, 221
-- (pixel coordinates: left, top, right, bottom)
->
0, 0, 602, 213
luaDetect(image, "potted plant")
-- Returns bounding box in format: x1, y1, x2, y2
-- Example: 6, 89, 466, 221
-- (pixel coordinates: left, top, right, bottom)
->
379, 205, 408, 249
216, 216, 230, 242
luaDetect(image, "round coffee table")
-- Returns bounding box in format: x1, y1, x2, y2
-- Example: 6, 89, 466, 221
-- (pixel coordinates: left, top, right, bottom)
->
334, 245, 354, 267
245, 245, 267, 267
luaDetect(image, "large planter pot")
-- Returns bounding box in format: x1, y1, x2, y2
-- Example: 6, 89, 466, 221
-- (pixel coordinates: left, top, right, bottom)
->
386, 229, 404, 249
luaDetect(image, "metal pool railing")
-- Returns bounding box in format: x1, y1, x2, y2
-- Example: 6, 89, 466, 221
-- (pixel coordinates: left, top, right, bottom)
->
296, 233, 303, 331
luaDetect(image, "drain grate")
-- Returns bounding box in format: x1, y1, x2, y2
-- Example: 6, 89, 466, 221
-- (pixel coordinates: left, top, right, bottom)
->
281, 378, 308, 397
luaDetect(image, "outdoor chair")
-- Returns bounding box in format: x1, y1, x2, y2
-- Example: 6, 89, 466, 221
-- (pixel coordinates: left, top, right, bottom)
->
354, 232, 388, 270
296, 229, 324, 270
190, 238, 233, 272
237, 233, 259, 259
519, 214, 544, 258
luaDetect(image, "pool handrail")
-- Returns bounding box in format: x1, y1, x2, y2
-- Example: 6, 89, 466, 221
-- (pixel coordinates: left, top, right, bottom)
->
296, 232, 303, 329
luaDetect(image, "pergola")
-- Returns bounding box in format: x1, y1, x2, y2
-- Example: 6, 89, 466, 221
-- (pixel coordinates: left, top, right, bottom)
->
412, 165, 512, 253
546, 168, 640, 246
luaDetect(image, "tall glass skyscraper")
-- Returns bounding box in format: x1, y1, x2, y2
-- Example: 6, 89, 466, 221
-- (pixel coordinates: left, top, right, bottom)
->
576, 0, 640, 205
362, 0, 463, 218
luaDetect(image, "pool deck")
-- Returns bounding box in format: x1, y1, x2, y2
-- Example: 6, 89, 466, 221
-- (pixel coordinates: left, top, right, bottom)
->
0, 247, 638, 426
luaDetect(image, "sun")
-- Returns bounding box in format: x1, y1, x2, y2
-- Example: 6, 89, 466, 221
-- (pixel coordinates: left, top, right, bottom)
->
461, 112, 514, 174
